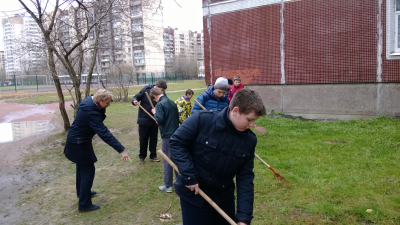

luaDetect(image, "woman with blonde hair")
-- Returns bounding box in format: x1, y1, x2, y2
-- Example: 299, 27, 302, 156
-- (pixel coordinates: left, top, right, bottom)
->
64, 89, 131, 211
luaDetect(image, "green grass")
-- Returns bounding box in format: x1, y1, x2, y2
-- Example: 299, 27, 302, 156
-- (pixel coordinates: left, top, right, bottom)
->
0, 85, 55, 91
1, 80, 207, 104
15, 84, 400, 224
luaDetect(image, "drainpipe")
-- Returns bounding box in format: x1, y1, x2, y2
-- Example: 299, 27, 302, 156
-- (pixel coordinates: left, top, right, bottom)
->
207, 0, 212, 85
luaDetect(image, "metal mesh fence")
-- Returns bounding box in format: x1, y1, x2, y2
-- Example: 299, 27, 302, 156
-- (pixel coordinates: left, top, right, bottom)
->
203, 0, 400, 85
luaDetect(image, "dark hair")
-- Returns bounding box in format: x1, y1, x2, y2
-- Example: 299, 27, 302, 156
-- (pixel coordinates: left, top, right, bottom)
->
229, 89, 266, 116
227, 79, 233, 85
149, 87, 164, 100
155, 79, 167, 90
186, 89, 194, 96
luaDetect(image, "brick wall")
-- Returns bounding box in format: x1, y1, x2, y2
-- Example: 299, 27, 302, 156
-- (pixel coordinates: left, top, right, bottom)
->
203, 0, 400, 85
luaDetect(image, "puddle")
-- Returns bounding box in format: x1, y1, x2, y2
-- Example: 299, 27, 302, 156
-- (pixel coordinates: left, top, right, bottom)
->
0, 120, 54, 143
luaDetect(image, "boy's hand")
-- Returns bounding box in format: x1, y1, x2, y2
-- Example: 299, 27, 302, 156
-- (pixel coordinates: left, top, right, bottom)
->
237, 222, 247, 225
185, 184, 199, 195
133, 100, 139, 106
151, 108, 156, 114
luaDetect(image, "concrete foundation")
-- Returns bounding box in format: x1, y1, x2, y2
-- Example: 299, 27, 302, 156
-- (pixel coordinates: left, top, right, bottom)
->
249, 83, 400, 120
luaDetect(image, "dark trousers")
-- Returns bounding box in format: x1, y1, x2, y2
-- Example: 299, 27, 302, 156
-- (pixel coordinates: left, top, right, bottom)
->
180, 195, 235, 225
76, 163, 95, 209
138, 124, 158, 159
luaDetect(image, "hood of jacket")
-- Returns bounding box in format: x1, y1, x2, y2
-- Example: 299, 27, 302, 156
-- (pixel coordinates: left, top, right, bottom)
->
231, 83, 244, 91
79, 95, 105, 114
205, 85, 229, 102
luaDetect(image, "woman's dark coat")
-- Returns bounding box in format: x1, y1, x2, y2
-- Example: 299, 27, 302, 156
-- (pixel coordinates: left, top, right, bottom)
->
64, 96, 125, 165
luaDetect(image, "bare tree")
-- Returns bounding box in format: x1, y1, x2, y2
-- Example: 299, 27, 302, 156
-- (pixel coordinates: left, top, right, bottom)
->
17, 0, 115, 130
16, 0, 168, 131
108, 63, 135, 102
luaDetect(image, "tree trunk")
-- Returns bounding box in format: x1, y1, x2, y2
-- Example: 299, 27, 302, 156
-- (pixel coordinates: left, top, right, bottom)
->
85, 25, 101, 97
48, 47, 70, 131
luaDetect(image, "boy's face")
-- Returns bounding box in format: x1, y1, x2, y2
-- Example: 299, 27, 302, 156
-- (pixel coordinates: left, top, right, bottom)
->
186, 93, 193, 100
214, 89, 226, 100
234, 80, 241, 87
152, 94, 162, 102
230, 106, 259, 131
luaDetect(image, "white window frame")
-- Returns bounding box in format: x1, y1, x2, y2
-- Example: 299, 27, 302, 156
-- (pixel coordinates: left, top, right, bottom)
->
386, 0, 400, 58
395, 2, 400, 52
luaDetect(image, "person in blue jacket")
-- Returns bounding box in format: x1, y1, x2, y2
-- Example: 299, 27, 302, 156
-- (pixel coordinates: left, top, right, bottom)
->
170, 89, 267, 225
192, 77, 230, 113
64, 89, 131, 212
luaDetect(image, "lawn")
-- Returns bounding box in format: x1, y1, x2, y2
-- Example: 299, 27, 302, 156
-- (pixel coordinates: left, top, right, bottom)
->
15, 85, 400, 224
1, 80, 207, 104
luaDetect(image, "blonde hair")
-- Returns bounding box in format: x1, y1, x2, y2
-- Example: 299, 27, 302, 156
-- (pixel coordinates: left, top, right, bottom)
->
233, 76, 241, 82
93, 89, 113, 102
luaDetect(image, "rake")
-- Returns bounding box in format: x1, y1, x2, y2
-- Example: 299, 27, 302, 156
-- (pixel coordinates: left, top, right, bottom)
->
195, 100, 291, 185
158, 150, 236, 225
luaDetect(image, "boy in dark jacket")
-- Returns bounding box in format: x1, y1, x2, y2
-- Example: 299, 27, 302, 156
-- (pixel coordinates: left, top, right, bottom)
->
170, 89, 266, 225
132, 79, 167, 163
150, 87, 180, 193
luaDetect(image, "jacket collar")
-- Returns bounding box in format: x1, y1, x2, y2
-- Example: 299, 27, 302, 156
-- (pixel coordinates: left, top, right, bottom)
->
215, 107, 248, 135
215, 107, 231, 131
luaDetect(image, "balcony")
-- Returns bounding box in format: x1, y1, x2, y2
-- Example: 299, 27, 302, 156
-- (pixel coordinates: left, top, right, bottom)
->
101, 59, 110, 62
131, 12, 142, 18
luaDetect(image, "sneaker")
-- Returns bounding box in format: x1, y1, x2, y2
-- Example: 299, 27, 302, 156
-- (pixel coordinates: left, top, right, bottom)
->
150, 157, 160, 162
138, 158, 144, 164
159, 185, 172, 193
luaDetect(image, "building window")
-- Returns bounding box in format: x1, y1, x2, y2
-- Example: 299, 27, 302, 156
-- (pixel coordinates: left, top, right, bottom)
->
387, 0, 400, 58
396, 0, 400, 52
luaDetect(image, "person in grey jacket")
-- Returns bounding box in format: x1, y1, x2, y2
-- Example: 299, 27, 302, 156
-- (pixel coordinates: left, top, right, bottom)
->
150, 87, 180, 193
170, 89, 266, 225
64, 89, 131, 211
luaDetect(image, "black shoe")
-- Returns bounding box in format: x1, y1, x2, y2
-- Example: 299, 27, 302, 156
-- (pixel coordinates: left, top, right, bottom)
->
139, 158, 145, 164
150, 157, 160, 162
79, 204, 100, 212
77, 191, 97, 198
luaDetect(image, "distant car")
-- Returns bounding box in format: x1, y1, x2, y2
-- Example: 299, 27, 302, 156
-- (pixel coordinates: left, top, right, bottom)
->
198, 74, 205, 79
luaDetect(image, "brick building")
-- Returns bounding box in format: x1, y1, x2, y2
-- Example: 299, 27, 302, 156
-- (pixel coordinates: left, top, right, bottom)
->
202, 0, 400, 118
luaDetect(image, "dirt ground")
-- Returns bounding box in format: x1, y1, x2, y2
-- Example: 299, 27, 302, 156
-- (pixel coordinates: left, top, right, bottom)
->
0, 101, 71, 224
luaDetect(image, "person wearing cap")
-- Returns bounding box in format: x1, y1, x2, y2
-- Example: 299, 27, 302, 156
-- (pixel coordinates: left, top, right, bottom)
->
192, 77, 230, 114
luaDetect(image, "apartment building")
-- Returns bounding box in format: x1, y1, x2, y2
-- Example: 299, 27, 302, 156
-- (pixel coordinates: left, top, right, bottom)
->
0, 51, 5, 70
1, 15, 43, 78
163, 27, 204, 72
96, 0, 165, 74
163, 27, 175, 72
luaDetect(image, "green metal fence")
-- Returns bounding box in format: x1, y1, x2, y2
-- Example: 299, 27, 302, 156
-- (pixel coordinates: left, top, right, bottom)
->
136, 71, 184, 85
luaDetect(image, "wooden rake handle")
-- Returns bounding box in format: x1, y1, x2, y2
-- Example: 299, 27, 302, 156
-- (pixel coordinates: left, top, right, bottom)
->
194, 99, 206, 110
157, 150, 236, 225
255, 154, 271, 168
138, 104, 156, 122
145, 92, 155, 109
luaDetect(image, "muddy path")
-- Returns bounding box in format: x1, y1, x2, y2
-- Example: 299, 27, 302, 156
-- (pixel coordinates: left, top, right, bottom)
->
0, 101, 71, 224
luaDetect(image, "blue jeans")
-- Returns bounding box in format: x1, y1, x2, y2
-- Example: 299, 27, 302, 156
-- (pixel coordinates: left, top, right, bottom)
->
180, 194, 235, 225
162, 138, 173, 187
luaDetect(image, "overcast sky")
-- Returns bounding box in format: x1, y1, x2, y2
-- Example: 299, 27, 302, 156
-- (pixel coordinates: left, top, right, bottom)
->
0, 0, 203, 51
